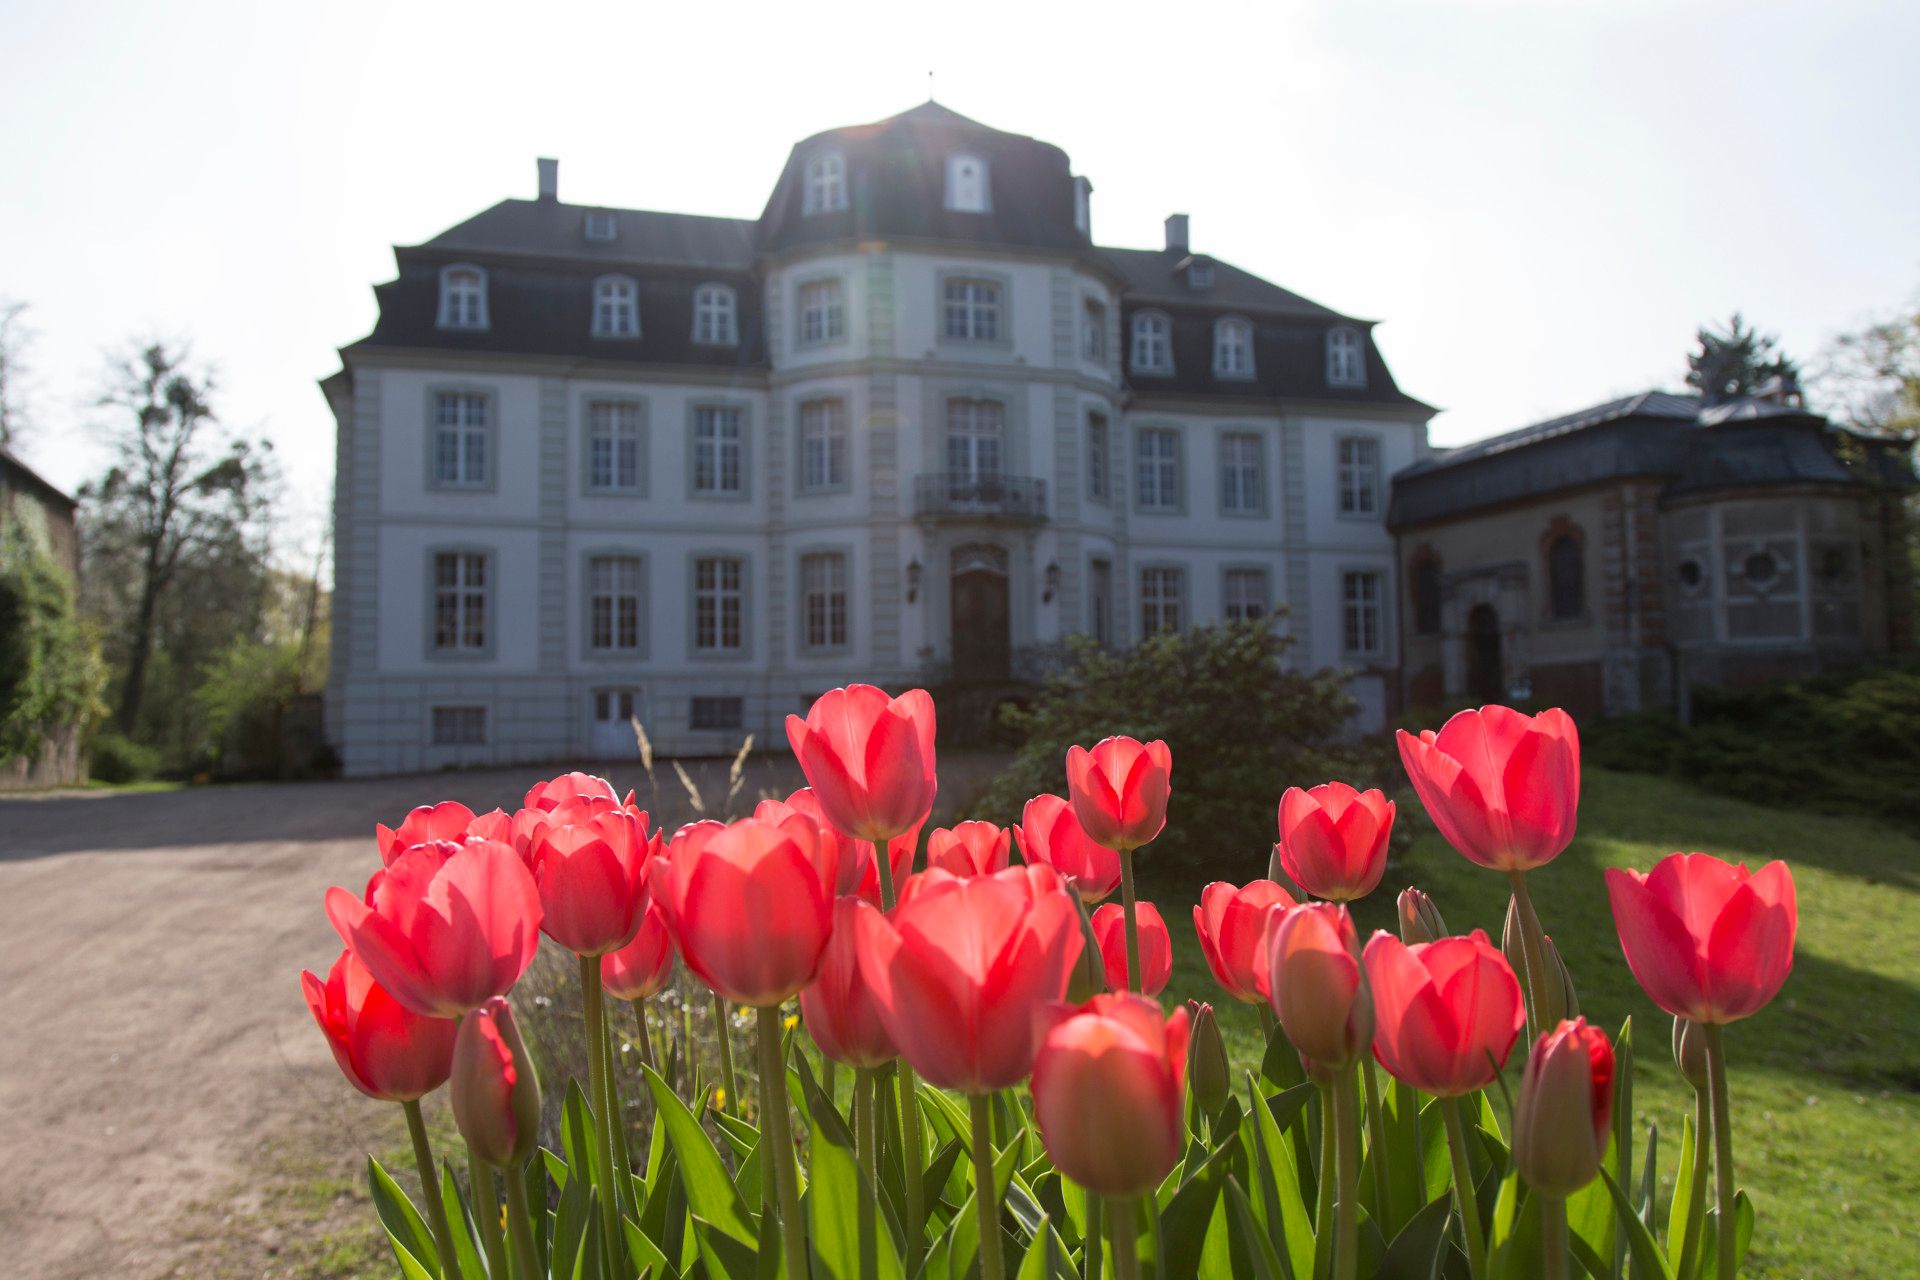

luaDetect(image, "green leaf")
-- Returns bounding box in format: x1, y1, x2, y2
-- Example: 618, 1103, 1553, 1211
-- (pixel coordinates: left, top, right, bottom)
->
642, 1065, 758, 1250
1159, 1136, 1237, 1279
1600, 1167, 1675, 1280
565, 1078, 604, 1184
1371, 1077, 1426, 1241
1015, 1216, 1076, 1280
1663, 1114, 1700, 1278
1248, 1077, 1314, 1280
1487, 1175, 1544, 1280
1375, 1192, 1455, 1280
1226, 1176, 1286, 1280
1696, 1191, 1754, 1280
439, 1162, 491, 1280
807, 1097, 905, 1280
367, 1156, 437, 1275
624, 1216, 671, 1277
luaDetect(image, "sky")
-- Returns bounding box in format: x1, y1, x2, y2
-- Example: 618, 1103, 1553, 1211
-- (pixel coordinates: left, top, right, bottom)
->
1, 0, 1915, 564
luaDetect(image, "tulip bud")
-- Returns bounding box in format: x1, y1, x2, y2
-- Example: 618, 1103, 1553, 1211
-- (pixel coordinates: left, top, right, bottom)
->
1672, 1016, 1708, 1090
1186, 1001, 1230, 1117
1512, 1018, 1614, 1197
1397, 887, 1447, 945
1267, 843, 1286, 885
1544, 935, 1579, 1021
1267, 903, 1373, 1070
1502, 897, 1569, 1030
451, 997, 543, 1168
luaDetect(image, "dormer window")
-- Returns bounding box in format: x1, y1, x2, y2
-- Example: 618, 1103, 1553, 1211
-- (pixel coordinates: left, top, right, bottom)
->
437, 265, 488, 330
803, 152, 847, 215
1187, 261, 1215, 290
1327, 326, 1366, 388
945, 152, 990, 213
592, 275, 640, 339
692, 284, 738, 345
1213, 317, 1254, 379
1131, 312, 1173, 375
584, 210, 618, 242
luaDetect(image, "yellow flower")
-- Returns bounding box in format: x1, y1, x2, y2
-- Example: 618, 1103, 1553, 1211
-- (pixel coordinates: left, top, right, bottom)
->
713, 1087, 727, 1111
784, 1014, 799, 1032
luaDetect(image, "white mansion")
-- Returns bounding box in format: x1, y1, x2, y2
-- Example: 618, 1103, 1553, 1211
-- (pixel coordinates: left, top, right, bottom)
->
324, 103, 1434, 775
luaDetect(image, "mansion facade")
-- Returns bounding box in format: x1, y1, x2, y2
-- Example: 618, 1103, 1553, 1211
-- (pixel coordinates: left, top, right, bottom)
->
324, 103, 1434, 775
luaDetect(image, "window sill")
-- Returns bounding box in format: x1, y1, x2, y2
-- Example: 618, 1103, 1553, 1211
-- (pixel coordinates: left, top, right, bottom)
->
426, 482, 497, 494
435, 323, 491, 334
689, 490, 753, 503
1130, 367, 1175, 378
583, 650, 648, 662
583, 487, 647, 499
589, 333, 644, 343
426, 650, 496, 663
689, 649, 754, 663
796, 484, 853, 498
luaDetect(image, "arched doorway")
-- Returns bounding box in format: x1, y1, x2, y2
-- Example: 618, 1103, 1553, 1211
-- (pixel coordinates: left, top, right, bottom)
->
950, 544, 1011, 682
1466, 603, 1503, 702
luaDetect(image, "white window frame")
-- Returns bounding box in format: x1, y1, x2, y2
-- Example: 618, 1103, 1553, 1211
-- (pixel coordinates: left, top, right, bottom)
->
1086, 412, 1109, 504
1220, 432, 1264, 515
1223, 567, 1271, 622
797, 397, 849, 493
691, 283, 738, 345
1337, 436, 1381, 518
591, 275, 640, 339
799, 550, 851, 652
1083, 298, 1107, 362
692, 555, 746, 654
437, 264, 488, 330
942, 277, 1002, 342
1131, 311, 1173, 375
587, 554, 645, 654
1342, 570, 1385, 657
584, 210, 618, 242
1213, 317, 1255, 379
1136, 426, 1182, 513
944, 151, 991, 212
1327, 326, 1366, 388
691, 405, 746, 497
944, 398, 1006, 487
796, 278, 846, 347
431, 551, 491, 654
1140, 565, 1186, 636
430, 390, 492, 489
585, 399, 644, 494
803, 152, 847, 215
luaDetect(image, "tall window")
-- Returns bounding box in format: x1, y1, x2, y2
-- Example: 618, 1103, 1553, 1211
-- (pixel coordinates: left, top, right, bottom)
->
432, 392, 490, 488
592, 275, 639, 338
1089, 558, 1113, 645
1086, 413, 1109, 504
798, 398, 848, 491
1342, 571, 1383, 656
1220, 433, 1262, 514
693, 556, 745, 652
432, 552, 488, 652
945, 399, 1004, 486
1214, 317, 1254, 378
691, 406, 744, 495
1327, 327, 1366, 387
586, 400, 642, 493
797, 279, 845, 346
1137, 427, 1180, 511
587, 555, 643, 653
1131, 313, 1172, 373
1412, 557, 1442, 636
942, 277, 1002, 341
800, 551, 849, 650
945, 152, 989, 212
692, 284, 738, 345
1337, 437, 1380, 516
1140, 566, 1185, 635
1547, 533, 1585, 620
438, 265, 487, 330
803, 152, 846, 214
1084, 299, 1107, 361
1224, 568, 1270, 621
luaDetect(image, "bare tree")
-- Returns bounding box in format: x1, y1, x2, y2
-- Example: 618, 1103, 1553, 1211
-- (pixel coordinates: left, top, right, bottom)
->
1815, 291, 1920, 436
0, 298, 33, 449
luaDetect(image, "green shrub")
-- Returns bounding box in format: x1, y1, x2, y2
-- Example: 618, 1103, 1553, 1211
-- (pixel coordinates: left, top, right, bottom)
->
89, 730, 162, 784
0, 517, 108, 762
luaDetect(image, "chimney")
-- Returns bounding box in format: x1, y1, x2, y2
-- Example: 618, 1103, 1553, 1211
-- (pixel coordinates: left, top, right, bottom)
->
1164, 213, 1189, 254
537, 157, 559, 202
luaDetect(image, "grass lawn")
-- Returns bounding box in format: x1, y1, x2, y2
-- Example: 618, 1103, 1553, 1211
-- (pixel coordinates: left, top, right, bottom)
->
1143, 766, 1920, 1280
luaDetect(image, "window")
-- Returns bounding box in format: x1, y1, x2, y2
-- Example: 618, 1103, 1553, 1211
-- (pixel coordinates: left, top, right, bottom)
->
1140, 566, 1185, 635
796, 279, 845, 346
1089, 558, 1113, 645
1073, 178, 1091, 234
798, 398, 848, 491
592, 275, 639, 338
1342, 571, 1384, 656
1327, 327, 1366, 387
1547, 533, 1585, 620
803, 152, 847, 215
1223, 568, 1270, 621
1083, 299, 1107, 361
1220, 433, 1263, 514
432, 551, 489, 652
1136, 427, 1181, 512
945, 152, 990, 212
431, 706, 487, 745
1412, 557, 1442, 636
432, 392, 490, 488
690, 695, 745, 731
1214, 317, 1254, 378
1086, 413, 1109, 503
586, 400, 642, 493
942, 277, 1002, 341
1337, 437, 1380, 517
437, 265, 487, 330
692, 284, 738, 345
1131, 312, 1172, 374
693, 556, 745, 652
945, 399, 1004, 486
1188, 262, 1215, 290
800, 551, 850, 651
587, 555, 643, 653
584, 210, 618, 241
691, 406, 745, 495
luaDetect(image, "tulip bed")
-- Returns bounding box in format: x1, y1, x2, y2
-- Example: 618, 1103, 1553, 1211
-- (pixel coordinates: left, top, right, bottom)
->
305, 690, 1802, 1280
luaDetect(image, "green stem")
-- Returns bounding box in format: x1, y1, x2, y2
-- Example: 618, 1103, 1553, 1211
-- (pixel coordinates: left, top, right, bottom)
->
713, 991, 739, 1112
1541, 1193, 1570, 1280
873, 847, 927, 1269
822, 1056, 838, 1104
603, 1003, 635, 1227
1440, 1096, 1488, 1280
1315, 1085, 1336, 1269
970, 1092, 1005, 1280
581, 955, 626, 1277
1332, 1072, 1359, 1280
1108, 1195, 1139, 1280
759, 1006, 809, 1280
1117, 845, 1142, 993
468, 1149, 507, 1280
502, 1161, 544, 1280
402, 1100, 462, 1280
1360, 1056, 1393, 1230
1083, 1192, 1104, 1280
1677, 1086, 1711, 1280
1256, 1003, 1278, 1044
1703, 1023, 1737, 1280
856, 1068, 878, 1280
1507, 871, 1550, 1041
630, 997, 656, 1071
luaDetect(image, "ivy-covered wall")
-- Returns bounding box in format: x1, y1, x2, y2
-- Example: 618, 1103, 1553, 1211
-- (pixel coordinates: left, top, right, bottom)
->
0, 506, 105, 787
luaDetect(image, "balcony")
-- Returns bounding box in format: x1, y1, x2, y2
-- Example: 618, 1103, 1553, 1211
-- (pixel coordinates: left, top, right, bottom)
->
912, 473, 1049, 523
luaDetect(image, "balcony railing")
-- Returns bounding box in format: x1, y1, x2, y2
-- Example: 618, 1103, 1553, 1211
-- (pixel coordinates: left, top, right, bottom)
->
912, 473, 1049, 522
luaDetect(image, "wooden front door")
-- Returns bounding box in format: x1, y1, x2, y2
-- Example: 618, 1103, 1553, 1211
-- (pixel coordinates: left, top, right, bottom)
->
950, 545, 1011, 682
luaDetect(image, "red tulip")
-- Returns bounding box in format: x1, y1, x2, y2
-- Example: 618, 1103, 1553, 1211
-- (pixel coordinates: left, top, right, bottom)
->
1276, 783, 1394, 902
301, 949, 457, 1102
1031, 993, 1189, 1197
1016, 793, 1121, 903
1363, 929, 1525, 1097
528, 804, 659, 956
1605, 852, 1796, 1025
786, 685, 938, 842
376, 801, 476, 865
1266, 903, 1373, 1069
524, 770, 626, 812
800, 897, 898, 1069
450, 996, 542, 1168
855, 864, 1083, 1092
650, 815, 836, 1007
1512, 1018, 1614, 1197
1091, 900, 1172, 995
1066, 736, 1172, 851
1396, 706, 1580, 871
326, 839, 542, 1018
600, 902, 674, 1001
926, 821, 1012, 877
756, 788, 866, 894
1193, 879, 1299, 1003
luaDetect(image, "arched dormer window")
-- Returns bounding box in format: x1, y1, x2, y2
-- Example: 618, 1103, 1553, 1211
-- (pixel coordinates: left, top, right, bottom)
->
592, 275, 640, 339
1131, 311, 1173, 375
803, 152, 846, 215
1326, 326, 1366, 388
692, 283, 738, 345
1213, 316, 1254, 379
1546, 527, 1586, 620
945, 152, 990, 213
438, 264, 488, 330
